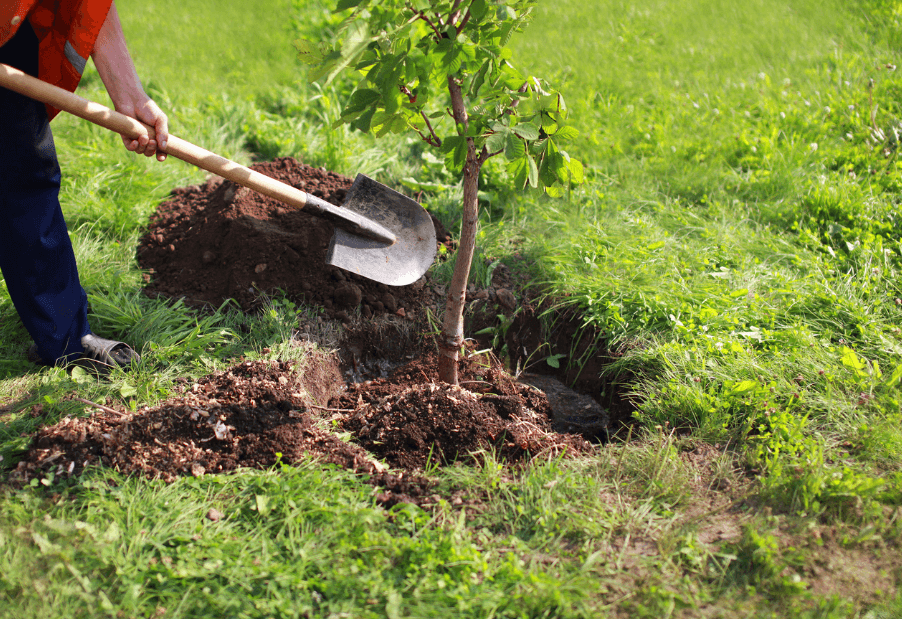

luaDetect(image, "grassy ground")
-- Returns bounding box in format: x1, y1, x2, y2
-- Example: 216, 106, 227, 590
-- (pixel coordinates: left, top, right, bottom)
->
1, 0, 901, 617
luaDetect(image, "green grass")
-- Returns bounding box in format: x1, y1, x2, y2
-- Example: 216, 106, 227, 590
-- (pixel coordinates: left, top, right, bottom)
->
503, 0, 902, 508
1, 0, 901, 616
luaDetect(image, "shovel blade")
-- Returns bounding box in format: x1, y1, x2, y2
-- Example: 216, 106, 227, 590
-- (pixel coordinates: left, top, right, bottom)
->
326, 174, 437, 287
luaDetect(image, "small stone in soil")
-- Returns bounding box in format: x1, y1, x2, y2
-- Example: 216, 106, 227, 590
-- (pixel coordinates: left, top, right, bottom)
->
206, 508, 224, 522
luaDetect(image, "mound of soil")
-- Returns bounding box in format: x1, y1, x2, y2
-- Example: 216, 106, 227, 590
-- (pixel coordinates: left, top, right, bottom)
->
136, 157, 451, 319
11, 352, 591, 506
336, 351, 592, 471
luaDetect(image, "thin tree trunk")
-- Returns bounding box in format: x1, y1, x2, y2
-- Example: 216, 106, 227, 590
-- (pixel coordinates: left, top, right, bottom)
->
437, 149, 480, 384
438, 76, 481, 385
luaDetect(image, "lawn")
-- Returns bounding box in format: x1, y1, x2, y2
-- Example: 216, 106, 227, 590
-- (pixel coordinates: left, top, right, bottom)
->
1, 0, 901, 617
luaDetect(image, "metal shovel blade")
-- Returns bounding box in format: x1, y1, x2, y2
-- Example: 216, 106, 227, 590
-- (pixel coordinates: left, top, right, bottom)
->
327, 174, 437, 287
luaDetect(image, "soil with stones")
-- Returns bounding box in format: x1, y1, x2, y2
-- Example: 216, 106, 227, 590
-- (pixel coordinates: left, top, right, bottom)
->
9, 157, 611, 505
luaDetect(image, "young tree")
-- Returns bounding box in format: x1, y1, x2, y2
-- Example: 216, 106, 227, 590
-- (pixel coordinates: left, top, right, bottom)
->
299, 0, 582, 385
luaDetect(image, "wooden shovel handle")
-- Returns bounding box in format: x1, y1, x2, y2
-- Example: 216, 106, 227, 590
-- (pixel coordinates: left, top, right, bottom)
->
0, 62, 311, 211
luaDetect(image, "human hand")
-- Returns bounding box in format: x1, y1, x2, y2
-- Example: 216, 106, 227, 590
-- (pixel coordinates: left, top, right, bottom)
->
115, 96, 168, 162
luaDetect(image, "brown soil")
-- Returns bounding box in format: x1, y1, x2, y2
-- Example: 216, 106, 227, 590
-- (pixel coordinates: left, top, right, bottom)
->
10, 157, 608, 505
12, 350, 591, 507
336, 349, 591, 471
136, 157, 452, 319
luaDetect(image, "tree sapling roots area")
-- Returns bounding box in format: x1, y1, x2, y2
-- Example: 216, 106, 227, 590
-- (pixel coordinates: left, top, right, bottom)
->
13, 157, 619, 505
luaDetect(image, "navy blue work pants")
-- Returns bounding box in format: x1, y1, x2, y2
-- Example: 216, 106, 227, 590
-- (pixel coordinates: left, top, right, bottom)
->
0, 22, 89, 363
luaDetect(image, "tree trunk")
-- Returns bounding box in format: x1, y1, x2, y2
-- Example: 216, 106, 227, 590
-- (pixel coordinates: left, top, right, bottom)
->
437, 147, 480, 384
437, 76, 480, 385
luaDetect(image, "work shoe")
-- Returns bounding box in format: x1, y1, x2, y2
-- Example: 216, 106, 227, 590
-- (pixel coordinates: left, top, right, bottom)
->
27, 334, 141, 374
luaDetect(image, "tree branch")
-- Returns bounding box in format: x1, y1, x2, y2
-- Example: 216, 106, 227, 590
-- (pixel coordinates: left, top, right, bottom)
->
399, 85, 442, 147
448, 76, 469, 133
445, 0, 464, 27
406, 4, 444, 39
73, 396, 129, 418
455, 8, 472, 35
420, 111, 442, 147
482, 147, 503, 162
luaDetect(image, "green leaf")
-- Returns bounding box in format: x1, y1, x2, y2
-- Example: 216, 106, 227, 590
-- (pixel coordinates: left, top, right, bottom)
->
568, 157, 584, 184
546, 353, 566, 369
120, 383, 138, 399
504, 132, 525, 161
370, 110, 394, 135
254, 494, 271, 517
486, 129, 507, 154
886, 363, 902, 387
729, 379, 758, 395
103, 522, 121, 543
390, 114, 409, 133
555, 125, 580, 140
441, 136, 467, 172
512, 122, 540, 141
444, 47, 463, 74
540, 113, 559, 135
469, 59, 491, 98
70, 365, 92, 384
539, 139, 564, 186
345, 88, 381, 113
322, 20, 373, 85
441, 135, 465, 154
497, 14, 517, 44
508, 156, 528, 189
386, 590, 402, 619
527, 153, 539, 188
383, 88, 403, 115
294, 39, 325, 65
841, 347, 869, 377
352, 107, 377, 133
336, 0, 364, 10
470, 0, 488, 20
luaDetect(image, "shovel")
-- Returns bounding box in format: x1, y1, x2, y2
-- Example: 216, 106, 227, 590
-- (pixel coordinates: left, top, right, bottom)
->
0, 63, 436, 287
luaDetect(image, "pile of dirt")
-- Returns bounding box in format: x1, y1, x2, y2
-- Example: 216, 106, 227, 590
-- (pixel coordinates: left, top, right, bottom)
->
11, 352, 591, 506
336, 351, 592, 471
136, 157, 451, 319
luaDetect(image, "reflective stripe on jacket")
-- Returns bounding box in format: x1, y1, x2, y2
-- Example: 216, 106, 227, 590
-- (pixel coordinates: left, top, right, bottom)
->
1, 0, 113, 119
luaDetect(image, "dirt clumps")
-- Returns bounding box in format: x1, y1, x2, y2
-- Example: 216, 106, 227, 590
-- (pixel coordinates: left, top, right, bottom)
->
11, 350, 592, 505
13, 355, 430, 505
336, 351, 593, 471
136, 157, 449, 319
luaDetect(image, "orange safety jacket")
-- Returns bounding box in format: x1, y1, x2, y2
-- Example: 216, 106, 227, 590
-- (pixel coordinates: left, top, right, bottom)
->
0, 0, 113, 119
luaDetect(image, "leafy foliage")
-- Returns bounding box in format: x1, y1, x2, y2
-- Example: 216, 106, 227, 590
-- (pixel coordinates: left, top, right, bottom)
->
298, 0, 582, 192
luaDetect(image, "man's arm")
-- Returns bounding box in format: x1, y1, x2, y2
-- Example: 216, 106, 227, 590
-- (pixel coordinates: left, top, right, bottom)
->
91, 1, 168, 161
